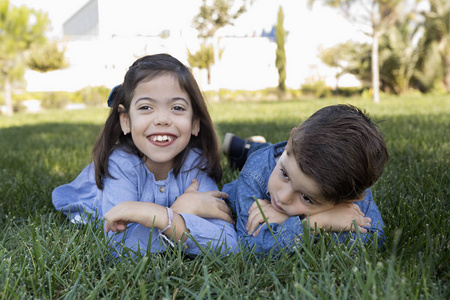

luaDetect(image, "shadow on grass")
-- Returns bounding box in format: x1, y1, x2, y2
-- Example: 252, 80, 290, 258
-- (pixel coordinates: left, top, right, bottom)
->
0, 123, 101, 219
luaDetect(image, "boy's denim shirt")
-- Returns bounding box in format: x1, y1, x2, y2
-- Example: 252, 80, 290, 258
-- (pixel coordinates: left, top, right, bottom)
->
222, 141, 385, 254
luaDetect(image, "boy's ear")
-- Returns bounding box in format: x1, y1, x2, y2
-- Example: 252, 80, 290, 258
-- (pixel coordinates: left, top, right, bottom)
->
118, 104, 130, 134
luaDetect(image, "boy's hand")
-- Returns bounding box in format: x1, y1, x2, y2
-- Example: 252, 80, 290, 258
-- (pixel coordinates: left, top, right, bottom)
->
246, 199, 289, 237
170, 179, 234, 224
308, 202, 371, 233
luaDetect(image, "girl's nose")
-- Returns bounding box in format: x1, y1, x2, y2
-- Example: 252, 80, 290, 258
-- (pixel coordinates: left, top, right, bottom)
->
154, 112, 171, 126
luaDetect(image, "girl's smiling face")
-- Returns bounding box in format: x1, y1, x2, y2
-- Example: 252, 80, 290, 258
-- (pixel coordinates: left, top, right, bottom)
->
120, 74, 199, 180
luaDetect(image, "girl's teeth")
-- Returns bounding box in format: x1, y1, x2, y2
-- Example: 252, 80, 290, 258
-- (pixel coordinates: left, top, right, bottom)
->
153, 135, 172, 142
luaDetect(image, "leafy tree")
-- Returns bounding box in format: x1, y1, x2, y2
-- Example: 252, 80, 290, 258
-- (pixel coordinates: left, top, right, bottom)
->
190, 0, 249, 85
309, 0, 406, 103
413, 41, 443, 92
320, 18, 422, 96
187, 42, 215, 84
0, 0, 49, 115
379, 14, 422, 94
193, 0, 247, 39
26, 41, 68, 73
275, 6, 286, 94
319, 41, 372, 88
420, 0, 450, 92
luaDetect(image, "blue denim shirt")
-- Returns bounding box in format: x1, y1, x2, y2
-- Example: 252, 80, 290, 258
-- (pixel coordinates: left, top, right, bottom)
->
52, 147, 238, 257
222, 141, 385, 254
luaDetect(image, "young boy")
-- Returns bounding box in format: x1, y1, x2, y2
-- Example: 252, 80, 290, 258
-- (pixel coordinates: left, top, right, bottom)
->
222, 104, 389, 254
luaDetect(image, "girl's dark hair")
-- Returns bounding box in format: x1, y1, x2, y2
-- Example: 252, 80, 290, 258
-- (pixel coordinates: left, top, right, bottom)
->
287, 104, 389, 204
92, 54, 222, 189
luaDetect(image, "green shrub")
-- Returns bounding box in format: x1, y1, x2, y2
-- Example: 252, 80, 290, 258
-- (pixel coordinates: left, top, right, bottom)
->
40, 91, 72, 109
300, 76, 332, 98
73, 86, 110, 106
333, 86, 363, 97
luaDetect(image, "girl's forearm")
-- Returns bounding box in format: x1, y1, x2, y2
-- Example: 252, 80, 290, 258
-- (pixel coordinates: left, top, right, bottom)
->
160, 212, 189, 243
126, 202, 190, 243
104, 201, 189, 242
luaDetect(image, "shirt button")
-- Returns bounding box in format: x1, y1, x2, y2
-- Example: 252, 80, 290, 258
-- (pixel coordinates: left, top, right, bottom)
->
159, 186, 165, 193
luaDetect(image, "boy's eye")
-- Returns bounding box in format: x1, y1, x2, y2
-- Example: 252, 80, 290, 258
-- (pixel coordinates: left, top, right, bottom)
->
280, 168, 289, 180
302, 193, 313, 204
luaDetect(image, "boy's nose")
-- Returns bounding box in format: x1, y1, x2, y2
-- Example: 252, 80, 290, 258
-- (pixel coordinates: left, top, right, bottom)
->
278, 189, 293, 205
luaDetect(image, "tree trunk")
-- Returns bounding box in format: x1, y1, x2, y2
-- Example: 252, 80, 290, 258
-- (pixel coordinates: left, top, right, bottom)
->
207, 66, 211, 85
371, 15, 380, 103
443, 45, 450, 92
3, 74, 13, 116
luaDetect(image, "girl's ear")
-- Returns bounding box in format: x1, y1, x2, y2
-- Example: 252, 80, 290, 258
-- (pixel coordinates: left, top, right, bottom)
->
119, 104, 130, 135
192, 118, 200, 136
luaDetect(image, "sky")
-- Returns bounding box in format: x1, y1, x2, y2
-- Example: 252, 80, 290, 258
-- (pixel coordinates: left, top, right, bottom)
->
10, 0, 368, 43
9, 0, 369, 90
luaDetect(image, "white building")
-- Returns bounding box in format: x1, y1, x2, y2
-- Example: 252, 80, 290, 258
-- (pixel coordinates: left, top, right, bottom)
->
24, 0, 362, 93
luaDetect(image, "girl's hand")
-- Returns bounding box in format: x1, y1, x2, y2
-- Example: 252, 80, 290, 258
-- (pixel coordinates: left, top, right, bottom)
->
308, 202, 371, 233
246, 199, 289, 237
104, 201, 166, 233
170, 179, 234, 224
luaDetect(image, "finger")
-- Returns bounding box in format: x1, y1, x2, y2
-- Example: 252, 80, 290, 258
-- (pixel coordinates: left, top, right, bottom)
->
354, 215, 371, 227
361, 216, 372, 228
252, 224, 265, 237
184, 179, 199, 193
248, 199, 268, 215
207, 191, 229, 199
248, 201, 258, 215
105, 222, 117, 233
217, 211, 235, 224
352, 203, 364, 216
116, 223, 127, 232
216, 199, 232, 215
246, 211, 264, 235
356, 225, 368, 234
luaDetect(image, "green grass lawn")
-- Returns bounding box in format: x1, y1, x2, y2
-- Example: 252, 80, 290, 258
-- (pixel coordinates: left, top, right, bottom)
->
0, 95, 448, 298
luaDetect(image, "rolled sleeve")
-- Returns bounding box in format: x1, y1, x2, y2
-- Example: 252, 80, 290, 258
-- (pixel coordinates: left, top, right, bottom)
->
180, 214, 238, 255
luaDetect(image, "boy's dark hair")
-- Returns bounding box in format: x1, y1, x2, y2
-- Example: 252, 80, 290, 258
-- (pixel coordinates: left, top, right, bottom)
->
287, 104, 388, 204
92, 54, 222, 189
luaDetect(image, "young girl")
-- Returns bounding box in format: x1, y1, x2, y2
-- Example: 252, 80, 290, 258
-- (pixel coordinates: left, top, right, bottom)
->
52, 54, 237, 257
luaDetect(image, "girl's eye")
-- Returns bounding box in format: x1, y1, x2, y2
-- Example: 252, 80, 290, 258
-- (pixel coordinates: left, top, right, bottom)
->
138, 105, 152, 110
280, 168, 289, 180
172, 105, 186, 111
302, 194, 313, 204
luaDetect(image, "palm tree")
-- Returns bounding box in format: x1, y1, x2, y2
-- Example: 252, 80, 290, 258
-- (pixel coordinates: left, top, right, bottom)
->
379, 14, 422, 94
309, 0, 405, 103
421, 0, 450, 92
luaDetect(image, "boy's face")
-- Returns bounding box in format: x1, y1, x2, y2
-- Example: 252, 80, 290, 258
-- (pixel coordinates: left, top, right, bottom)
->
267, 150, 334, 217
